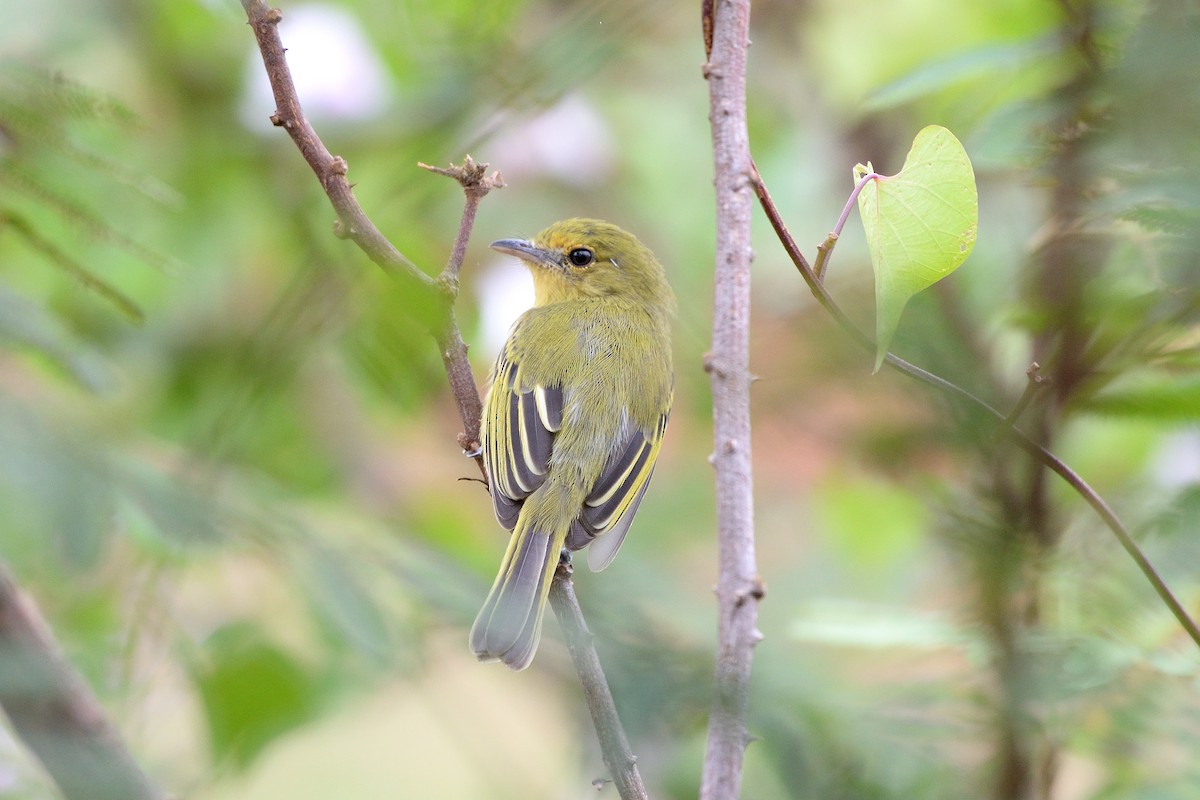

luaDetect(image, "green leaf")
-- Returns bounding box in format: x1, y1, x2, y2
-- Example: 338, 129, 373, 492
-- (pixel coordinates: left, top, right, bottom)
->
854, 125, 978, 370
0, 400, 115, 568
192, 623, 321, 770
0, 287, 116, 391
814, 475, 927, 571
1083, 375, 1200, 421
121, 463, 224, 549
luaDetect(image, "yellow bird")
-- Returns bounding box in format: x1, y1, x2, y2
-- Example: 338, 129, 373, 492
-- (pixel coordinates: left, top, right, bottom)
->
469, 219, 674, 670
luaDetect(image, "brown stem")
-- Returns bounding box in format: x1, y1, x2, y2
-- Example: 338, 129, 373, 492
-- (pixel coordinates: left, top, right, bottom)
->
419, 156, 505, 294
242, 0, 486, 474
701, 0, 762, 798
1001, 363, 1050, 430
242, 0, 427, 286
419, 156, 504, 476
0, 562, 164, 800
435, 314, 485, 478
813, 232, 837, 283
548, 564, 648, 800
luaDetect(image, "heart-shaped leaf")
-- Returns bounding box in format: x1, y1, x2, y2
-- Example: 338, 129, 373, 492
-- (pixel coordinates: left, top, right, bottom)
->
854, 125, 978, 370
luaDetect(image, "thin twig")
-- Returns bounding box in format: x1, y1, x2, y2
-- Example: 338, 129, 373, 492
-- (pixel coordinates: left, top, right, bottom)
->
242, 0, 426, 285
814, 170, 877, 281
419, 156, 505, 294
1001, 363, 1050, 429
548, 564, 648, 800
700, 0, 762, 797
419, 156, 504, 475
242, 0, 486, 475
813, 232, 837, 283
750, 166, 1200, 650
835, 171, 878, 239
0, 561, 165, 800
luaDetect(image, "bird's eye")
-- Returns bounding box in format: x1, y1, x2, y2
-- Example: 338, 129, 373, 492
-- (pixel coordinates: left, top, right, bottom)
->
567, 248, 595, 267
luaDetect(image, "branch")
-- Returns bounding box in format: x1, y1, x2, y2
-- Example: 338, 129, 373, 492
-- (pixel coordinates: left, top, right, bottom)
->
1000, 363, 1050, 430
241, 0, 486, 476
700, 0, 762, 797
418, 156, 504, 469
0, 561, 165, 800
242, 0, 426, 287
239, 1, 646, 785
0, 211, 144, 323
548, 565, 648, 800
419, 156, 505, 293
750, 164, 1200, 651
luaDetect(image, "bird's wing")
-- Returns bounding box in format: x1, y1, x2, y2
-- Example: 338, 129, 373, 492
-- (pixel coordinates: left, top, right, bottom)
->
483, 353, 563, 529
566, 400, 671, 571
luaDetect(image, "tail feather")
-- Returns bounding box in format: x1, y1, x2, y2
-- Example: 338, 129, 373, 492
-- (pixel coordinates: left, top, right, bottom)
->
469, 525, 559, 670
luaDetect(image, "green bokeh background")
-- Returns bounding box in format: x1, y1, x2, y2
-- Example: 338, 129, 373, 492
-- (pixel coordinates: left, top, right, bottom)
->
1, 0, 1198, 798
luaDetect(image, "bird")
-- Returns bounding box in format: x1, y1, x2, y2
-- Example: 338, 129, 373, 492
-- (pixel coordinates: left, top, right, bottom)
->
469, 218, 674, 670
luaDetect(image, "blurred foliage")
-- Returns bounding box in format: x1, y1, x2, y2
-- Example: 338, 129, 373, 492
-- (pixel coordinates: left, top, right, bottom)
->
0, 0, 1198, 798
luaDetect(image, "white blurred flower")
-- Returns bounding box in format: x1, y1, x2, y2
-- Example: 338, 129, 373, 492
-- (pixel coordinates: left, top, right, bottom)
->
475, 258, 535, 363
487, 94, 616, 188
240, 4, 392, 129
1151, 431, 1200, 488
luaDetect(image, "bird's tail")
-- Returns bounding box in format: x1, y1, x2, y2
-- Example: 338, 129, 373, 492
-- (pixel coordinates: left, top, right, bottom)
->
469, 518, 564, 670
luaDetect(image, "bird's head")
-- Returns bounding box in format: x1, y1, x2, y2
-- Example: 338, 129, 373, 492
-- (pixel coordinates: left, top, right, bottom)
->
491, 218, 673, 310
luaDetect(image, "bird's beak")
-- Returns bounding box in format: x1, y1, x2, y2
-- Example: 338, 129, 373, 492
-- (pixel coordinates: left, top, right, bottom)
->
490, 238, 559, 270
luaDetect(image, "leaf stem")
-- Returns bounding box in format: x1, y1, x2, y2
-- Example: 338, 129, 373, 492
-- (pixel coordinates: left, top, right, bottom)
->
836, 171, 880, 239
815, 172, 879, 282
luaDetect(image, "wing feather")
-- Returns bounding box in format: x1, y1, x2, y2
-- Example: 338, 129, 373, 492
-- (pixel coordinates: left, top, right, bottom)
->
564, 406, 670, 571
483, 353, 562, 530
584, 432, 653, 529
535, 385, 563, 432
585, 467, 655, 571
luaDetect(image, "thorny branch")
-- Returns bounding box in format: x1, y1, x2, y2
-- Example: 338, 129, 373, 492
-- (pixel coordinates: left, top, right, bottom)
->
419, 157, 505, 294
244, 3, 423, 283
700, 0, 762, 798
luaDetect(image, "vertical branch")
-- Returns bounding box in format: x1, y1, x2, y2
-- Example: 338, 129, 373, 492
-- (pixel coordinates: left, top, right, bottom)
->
419, 157, 506, 471
700, 0, 762, 798
0, 562, 164, 800
988, 3, 1104, 797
